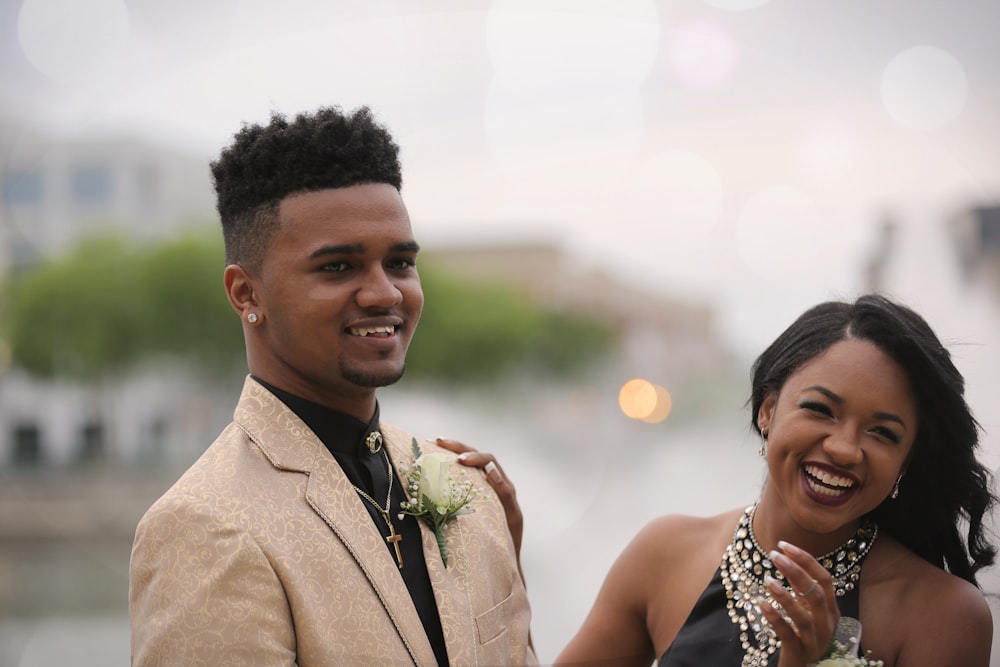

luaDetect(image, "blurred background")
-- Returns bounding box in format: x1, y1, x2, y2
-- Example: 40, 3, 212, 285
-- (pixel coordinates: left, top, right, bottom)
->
1, 0, 999, 664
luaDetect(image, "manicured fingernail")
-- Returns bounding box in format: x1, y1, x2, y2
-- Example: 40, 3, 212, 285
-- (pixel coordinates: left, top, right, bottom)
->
769, 550, 789, 566
778, 540, 802, 555
484, 460, 501, 482
457, 453, 471, 461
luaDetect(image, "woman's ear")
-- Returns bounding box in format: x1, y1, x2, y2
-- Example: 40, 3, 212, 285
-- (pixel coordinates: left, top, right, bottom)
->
757, 393, 777, 435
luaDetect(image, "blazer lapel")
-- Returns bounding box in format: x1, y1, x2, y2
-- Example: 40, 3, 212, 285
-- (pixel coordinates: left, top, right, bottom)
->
234, 377, 439, 667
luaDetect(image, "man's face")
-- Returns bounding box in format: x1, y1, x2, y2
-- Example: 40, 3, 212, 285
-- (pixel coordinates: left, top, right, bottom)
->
246, 183, 423, 414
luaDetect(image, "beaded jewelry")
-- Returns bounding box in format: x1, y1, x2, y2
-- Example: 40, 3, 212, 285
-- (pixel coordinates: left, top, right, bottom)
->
720, 504, 878, 667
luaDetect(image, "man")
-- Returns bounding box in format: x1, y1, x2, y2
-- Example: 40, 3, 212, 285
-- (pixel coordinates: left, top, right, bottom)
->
129, 107, 534, 666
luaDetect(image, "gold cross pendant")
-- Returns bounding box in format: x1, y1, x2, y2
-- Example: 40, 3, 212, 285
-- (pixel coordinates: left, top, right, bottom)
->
383, 512, 403, 569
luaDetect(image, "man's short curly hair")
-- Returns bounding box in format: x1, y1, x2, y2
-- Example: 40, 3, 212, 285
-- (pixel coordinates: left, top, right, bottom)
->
210, 106, 402, 270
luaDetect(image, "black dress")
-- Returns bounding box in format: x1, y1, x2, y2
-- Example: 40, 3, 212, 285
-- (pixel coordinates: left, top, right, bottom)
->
658, 566, 861, 666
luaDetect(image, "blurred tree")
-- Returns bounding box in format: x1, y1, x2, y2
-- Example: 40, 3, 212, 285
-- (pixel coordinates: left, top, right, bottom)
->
2, 232, 243, 380
407, 264, 615, 382
135, 234, 244, 372
3, 236, 146, 379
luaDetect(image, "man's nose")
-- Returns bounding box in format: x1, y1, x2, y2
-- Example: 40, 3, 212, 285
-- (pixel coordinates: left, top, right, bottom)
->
356, 267, 403, 308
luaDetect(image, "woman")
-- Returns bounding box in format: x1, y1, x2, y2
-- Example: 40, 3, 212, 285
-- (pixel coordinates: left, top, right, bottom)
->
555, 294, 996, 666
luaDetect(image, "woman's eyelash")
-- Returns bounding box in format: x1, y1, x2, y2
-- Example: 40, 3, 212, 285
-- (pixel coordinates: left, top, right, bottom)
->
870, 426, 901, 444
800, 401, 831, 415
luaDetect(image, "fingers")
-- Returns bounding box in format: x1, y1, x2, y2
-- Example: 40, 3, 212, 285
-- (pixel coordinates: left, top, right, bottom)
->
438, 438, 507, 485
759, 542, 839, 665
774, 541, 837, 616
434, 437, 476, 455
435, 438, 522, 556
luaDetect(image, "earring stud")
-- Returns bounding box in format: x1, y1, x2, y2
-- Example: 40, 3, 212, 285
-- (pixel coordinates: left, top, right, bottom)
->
247, 312, 258, 324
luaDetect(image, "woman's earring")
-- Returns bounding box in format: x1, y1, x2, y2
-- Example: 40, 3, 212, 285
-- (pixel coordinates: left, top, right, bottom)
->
891, 475, 902, 499
758, 430, 768, 458
247, 312, 259, 324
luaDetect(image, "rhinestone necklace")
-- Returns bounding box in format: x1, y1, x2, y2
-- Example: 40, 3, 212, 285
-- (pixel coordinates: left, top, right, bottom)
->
720, 504, 878, 667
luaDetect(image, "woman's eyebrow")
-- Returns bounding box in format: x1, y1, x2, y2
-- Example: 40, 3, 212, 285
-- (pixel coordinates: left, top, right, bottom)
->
803, 385, 907, 428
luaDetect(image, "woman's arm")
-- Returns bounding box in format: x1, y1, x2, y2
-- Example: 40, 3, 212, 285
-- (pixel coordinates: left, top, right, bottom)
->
555, 520, 675, 667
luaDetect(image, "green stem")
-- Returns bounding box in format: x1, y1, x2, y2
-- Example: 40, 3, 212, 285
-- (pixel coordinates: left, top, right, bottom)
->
436, 526, 448, 568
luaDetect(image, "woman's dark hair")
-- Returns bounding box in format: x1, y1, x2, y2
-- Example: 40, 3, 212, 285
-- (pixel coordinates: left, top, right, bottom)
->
210, 105, 402, 270
749, 293, 996, 585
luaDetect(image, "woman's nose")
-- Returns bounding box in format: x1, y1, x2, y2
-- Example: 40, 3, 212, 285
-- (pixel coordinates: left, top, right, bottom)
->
823, 428, 864, 466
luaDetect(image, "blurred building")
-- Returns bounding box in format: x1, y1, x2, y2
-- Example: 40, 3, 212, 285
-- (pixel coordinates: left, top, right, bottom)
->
952, 204, 1000, 288
426, 242, 722, 387
0, 118, 215, 272
0, 119, 220, 469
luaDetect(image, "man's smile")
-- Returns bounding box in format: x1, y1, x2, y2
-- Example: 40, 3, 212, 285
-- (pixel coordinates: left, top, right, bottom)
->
349, 324, 397, 337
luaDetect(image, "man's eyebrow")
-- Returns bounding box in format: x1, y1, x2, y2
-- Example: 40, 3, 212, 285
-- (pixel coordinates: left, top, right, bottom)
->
308, 241, 421, 260
309, 244, 361, 259
396, 241, 421, 254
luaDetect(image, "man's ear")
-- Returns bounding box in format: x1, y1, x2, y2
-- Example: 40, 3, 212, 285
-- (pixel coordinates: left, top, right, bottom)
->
224, 264, 259, 321
757, 392, 777, 435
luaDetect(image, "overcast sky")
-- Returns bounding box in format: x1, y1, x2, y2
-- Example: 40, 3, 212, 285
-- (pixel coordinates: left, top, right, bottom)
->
2, 0, 999, 354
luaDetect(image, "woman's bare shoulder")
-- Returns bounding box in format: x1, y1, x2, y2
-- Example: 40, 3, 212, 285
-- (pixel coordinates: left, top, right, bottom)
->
629, 507, 746, 562
869, 537, 990, 604
864, 536, 993, 666
555, 508, 748, 666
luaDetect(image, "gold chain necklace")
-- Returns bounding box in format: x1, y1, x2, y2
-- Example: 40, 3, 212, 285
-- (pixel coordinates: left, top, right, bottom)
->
353, 433, 404, 569
720, 504, 877, 667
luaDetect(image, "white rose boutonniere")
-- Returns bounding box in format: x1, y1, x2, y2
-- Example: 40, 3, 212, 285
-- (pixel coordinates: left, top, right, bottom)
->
399, 439, 478, 567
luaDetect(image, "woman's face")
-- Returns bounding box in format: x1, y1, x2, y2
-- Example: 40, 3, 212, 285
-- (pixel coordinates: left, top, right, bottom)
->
757, 338, 918, 537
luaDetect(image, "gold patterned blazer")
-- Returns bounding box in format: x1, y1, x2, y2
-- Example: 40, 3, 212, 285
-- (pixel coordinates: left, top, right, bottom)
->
129, 377, 535, 666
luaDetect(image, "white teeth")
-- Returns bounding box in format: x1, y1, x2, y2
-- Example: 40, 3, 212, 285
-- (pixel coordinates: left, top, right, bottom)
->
804, 464, 855, 491
350, 325, 395, 337
804, 465, 854, 488
808, 479, 847, 497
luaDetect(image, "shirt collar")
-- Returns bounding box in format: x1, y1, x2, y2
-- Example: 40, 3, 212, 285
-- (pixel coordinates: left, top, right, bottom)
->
252, 376, 381, 457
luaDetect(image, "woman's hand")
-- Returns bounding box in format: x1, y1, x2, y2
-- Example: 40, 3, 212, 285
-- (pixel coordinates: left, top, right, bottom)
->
760, 541, 839, 667
434, 438, 523, 558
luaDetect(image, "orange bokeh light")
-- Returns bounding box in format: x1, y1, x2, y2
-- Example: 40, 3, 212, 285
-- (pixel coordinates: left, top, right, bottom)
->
618, 378, 672, 423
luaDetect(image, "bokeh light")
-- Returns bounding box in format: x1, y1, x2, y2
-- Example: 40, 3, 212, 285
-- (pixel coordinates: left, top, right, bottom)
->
735, 185, 827, 281
797, 118, 859, 187
667, 20, 739, 90
881, 46, 968, 131
630, 150, 725, 241
618, 378, 672, 423
484, 0, 659, 191
18, 0, 131, 83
